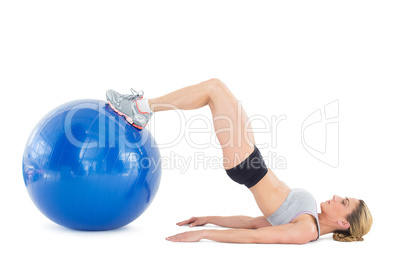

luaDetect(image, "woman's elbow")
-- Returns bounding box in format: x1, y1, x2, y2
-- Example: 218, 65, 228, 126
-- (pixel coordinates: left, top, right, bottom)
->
285, 232, 315, 245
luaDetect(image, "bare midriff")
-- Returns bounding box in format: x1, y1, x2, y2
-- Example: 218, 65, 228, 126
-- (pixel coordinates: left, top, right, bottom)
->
249, 168, 291, 218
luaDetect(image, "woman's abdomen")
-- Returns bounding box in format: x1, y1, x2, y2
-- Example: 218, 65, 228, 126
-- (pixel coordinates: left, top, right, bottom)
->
249, 168, 291, 217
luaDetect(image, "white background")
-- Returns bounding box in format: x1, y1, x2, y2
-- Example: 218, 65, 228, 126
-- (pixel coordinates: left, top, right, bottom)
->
1, 0, 401, 267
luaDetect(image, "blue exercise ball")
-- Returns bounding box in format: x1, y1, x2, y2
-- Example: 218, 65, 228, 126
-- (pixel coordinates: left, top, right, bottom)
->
22, 99, 161, 230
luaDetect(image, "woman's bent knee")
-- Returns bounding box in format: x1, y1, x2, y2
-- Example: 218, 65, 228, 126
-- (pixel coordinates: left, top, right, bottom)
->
208, 78, 227, 90
207, 78, 232, 98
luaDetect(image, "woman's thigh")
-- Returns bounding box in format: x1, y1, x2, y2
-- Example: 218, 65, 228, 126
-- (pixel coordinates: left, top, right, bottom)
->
208, 83, 256, 169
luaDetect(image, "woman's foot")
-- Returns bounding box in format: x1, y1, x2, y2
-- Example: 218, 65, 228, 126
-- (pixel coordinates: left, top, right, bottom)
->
106, 88, 153, 129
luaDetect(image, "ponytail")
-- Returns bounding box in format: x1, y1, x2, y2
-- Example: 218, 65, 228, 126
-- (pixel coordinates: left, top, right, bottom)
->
333, 230, 363, 242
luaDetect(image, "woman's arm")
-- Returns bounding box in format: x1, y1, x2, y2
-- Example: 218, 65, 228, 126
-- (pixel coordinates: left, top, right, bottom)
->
176, 216, 271, 229
167, 222, 316, 244
204, 223, 316, 244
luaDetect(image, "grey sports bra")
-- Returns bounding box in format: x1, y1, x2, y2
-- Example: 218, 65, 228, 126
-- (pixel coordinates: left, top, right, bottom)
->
267, 188, 320, 240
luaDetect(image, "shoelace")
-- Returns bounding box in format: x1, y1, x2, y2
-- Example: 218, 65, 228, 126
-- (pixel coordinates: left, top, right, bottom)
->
119, 88, 144, 101
130, 88, 144, 99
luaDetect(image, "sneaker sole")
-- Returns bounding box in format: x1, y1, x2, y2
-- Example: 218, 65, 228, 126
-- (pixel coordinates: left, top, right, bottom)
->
107, 101, 145, 130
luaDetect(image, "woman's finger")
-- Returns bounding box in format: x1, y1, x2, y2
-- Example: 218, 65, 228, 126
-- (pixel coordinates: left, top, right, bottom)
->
166, 231, 202, 242
176, 220, 188, 226
176, 218, 195, 226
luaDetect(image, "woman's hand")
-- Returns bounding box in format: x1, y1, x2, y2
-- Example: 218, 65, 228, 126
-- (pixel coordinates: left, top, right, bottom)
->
176, 216, 209, 227
166, 230, 204, 242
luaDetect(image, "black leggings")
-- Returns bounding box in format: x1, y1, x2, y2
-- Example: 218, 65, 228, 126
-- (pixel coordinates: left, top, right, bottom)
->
225, 145, 268, 188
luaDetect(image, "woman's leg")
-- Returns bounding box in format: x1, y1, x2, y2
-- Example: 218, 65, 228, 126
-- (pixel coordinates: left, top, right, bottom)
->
148, 78, 255, 169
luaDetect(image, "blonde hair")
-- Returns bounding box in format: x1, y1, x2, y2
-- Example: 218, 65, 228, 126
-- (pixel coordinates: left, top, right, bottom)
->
333, 200, 373, 242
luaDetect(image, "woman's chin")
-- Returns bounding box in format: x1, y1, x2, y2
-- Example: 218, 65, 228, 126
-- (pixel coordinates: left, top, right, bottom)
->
320, 201, 327, 211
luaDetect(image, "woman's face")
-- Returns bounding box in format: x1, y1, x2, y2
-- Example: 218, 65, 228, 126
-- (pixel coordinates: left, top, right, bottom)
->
321, 195, 359, 229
